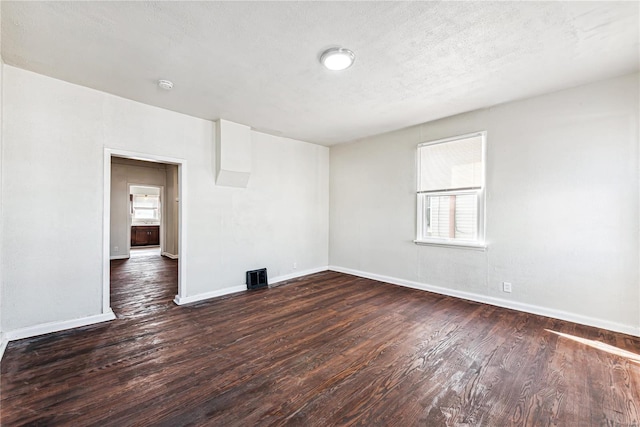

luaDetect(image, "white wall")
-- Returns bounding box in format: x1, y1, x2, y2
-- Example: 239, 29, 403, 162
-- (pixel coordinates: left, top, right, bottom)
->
330, 73, 640, 335
189, 130, 329, 296
1, 65, 329, 332
110, 159, 167, 258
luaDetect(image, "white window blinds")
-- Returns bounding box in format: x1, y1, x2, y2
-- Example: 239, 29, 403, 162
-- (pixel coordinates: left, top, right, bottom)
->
418, 135, 483, 193
424, 194, 478, 240
132, 195, 160, 220
132, 195, 159, 208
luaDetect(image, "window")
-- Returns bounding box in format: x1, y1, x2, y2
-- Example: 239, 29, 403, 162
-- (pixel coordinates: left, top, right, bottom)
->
132, 194, 160, 221
416, 132, 486, 248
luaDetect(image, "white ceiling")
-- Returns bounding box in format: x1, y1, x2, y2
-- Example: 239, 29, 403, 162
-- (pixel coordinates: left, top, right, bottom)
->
2, 2, 638, 146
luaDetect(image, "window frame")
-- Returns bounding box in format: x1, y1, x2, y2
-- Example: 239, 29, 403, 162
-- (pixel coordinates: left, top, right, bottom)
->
131, 194, 161, 223
414, 131, 487, 250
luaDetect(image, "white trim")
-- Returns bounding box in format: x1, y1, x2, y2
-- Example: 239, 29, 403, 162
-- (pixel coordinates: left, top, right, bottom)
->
104, 148, 188, 312
413, 240, 487, 251
270, 266, 329, 285
0, 334, 8, 361
328, 265, 640, 338
161, 252, 179, 259
172, 266, 329, 305
174, 285, 246, 305
178, 161, 187, 299
103, 149, 111, 313
3, 310, 116, 342
418, 130, 486, 148
110, 254, 130, 260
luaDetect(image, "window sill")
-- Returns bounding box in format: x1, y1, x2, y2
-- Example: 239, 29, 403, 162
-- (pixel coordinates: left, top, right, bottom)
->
413, 239, 487, 251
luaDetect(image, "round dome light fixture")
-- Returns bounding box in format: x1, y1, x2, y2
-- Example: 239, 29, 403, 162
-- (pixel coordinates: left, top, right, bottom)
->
320, 47, 355, 71
158, 79, 174, 90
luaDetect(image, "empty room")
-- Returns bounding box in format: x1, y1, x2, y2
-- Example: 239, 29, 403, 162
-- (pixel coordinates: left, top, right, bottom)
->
0, 2, 639, 426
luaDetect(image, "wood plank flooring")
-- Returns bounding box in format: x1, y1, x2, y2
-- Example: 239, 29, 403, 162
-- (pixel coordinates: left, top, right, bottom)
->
2, 254, 639, 426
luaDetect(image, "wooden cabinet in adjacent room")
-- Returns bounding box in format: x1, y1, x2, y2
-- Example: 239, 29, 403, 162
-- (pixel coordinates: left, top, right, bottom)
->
131, 226, 160, 246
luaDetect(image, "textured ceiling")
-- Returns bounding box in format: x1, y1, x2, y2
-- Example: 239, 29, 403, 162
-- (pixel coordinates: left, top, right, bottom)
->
2, 1, 638, 145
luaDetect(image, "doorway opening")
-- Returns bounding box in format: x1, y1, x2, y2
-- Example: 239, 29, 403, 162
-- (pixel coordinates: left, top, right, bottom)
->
129, 184, 163, 258
103, 149, 188, 319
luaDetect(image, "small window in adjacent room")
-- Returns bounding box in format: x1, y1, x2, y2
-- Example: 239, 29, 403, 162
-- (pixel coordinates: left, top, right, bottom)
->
132, 194, 160, 221
415, 131, 486, 249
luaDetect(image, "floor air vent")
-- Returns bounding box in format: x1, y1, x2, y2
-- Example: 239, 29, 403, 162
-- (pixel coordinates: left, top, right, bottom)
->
246, 268, 268, 290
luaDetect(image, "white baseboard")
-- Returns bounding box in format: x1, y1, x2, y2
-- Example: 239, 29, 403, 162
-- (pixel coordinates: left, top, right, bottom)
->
270, 266, 329, 285
110, 254, 129, 260
4, 310, 117, 342
329, 265, 640, 337
174, 285, 247, 305
162, 252, 179, 259
0, 333, 8, 361
173, 266, 330, 305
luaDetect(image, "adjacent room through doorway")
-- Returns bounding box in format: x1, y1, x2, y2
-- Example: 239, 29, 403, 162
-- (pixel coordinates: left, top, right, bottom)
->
129, 184, 162, 253
109, 156, 181, 318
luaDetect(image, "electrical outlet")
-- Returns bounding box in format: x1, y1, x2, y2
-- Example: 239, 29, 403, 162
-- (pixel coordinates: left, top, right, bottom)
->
114, 246, 119, 252
293, 262, 297, 270
502, 282, 512, 293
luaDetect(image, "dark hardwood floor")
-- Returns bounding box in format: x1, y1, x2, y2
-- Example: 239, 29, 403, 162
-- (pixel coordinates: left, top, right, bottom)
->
110, 247, 177, 320
2, 254, 639, 426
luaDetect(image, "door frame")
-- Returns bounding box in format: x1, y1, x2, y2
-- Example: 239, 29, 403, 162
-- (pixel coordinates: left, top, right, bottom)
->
103, 148, 188, 314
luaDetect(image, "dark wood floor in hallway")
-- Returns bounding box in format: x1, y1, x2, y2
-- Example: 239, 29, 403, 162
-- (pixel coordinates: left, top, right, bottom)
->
1, 255, 639, 426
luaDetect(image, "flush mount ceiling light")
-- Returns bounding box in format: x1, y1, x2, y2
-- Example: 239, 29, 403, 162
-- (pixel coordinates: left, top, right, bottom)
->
320, 47, 355, 71
157, 79, 174, 90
